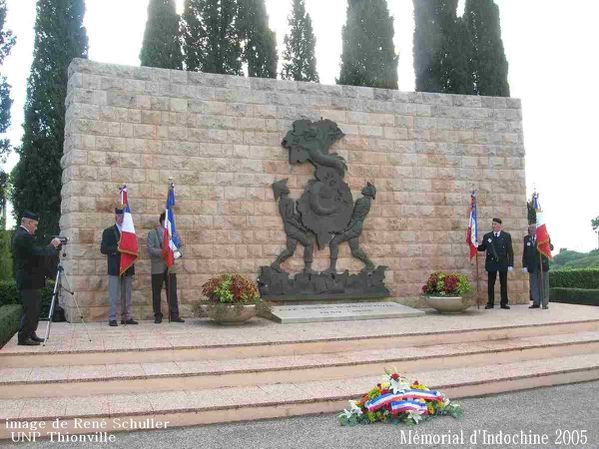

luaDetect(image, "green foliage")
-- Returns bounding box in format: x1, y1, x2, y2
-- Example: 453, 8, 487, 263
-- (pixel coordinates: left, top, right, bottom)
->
0, 0, 15, 191
0, 279, 54, 311
0, 279, 18, 306
238, 0, 277, 78
280, 0, 319, 82
0, 229, 12, 280
182, 0, 243, 75
413, 0, 474, 94
549, 268, 599, 289
551, 250, 599, 270
550, 288, 599, 306
338, 0, 398, 89
414, 0, 509, 96
140, 0, 183, 70
464, 0, 510, 96
11, 0, 88, 245
182, 0, 277, 78
0, 304, 21, 348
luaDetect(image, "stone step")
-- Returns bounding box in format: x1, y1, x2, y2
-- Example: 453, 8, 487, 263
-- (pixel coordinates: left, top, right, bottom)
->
2, 331, 598, 399
3, 318, 598, 369
1, 353, 598, 439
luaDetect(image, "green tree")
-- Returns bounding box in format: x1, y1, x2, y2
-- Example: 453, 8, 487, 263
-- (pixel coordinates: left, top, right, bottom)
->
592, 216, 599, 249
337, 0, 398, 89
11, 0, 88, 243
182, 0, 242, 75
413, 0, 475, 94
464, 0, 510, 96
0, 0, 15, 174
140, 0, 183, 69
239, 0, 277, 78
280, 0, 319, 82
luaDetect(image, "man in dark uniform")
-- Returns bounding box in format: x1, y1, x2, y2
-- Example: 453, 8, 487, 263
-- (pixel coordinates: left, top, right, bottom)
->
477, 217, 514, 309
11, 211, 61, 345
100, 208, 137, 326
522, 223, 554, 309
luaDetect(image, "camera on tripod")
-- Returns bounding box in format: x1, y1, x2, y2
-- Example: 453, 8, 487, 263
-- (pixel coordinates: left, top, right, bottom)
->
53, 236, 69, 245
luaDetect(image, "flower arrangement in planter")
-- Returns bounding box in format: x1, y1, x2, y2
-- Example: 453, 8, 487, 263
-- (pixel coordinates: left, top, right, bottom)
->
338, 368, 462, 426
422, 272, 472, 297
421, 272, 473, 313
201, 274, 264, 324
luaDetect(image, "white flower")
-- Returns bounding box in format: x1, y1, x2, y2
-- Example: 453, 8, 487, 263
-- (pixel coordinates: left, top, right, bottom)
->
338, 409, 353, 419
348, 400, 363, 415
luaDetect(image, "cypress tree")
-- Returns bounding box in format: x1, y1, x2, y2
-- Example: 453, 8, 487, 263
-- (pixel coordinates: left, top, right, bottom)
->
413, 0, 474, 94
140, 0, 183, 70
280, 0, 319, 82
182, 0, 242, 75
238, 0, 277, 78
11, 0, 88, 243
464, 0, 510, 96
0, 0, 15, 166
337, 0, 398, 89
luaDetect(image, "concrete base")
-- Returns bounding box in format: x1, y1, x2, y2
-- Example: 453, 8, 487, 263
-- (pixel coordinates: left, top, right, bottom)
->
268, 301, 425, 323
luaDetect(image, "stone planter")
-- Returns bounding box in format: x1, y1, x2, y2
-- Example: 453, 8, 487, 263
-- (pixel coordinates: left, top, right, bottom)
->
424, 296, 471, 313
208, 303, 257, 325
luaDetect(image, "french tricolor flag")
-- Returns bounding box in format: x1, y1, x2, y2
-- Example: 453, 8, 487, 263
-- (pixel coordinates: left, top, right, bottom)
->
118, 185, 138, 275
162, 182, 181, 268
466, 191, 478, 260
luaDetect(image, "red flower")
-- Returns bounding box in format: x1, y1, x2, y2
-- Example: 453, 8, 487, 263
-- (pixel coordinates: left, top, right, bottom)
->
391, 373, 400, 380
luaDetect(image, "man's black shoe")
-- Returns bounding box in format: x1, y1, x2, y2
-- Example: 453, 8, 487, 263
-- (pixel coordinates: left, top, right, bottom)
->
154, 317, 162, 324
121, 319, 138, 325
529, 304, 540, 309
109, 320, 118, 327
30, 334, 44, 342
485, 304, 494, 309
542, 305, 549, 310
18, 338, 40, 346
500, 305, 511, 309
171, 317, 185, 323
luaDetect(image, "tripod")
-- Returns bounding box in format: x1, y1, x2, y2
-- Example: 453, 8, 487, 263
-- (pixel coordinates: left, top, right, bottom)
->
43, 254, 92, 345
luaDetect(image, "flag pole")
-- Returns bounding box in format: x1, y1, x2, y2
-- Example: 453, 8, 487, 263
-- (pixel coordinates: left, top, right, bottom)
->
165, 179, 174, 322
471, 187, 480, 309
538, 250, 544, 308
475, 251, 480, 309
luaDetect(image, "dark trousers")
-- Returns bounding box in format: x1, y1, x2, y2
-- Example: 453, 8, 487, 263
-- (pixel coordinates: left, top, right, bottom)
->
151, 272, 179, 319
18, 289, 41, 342
487, 271, 508, 306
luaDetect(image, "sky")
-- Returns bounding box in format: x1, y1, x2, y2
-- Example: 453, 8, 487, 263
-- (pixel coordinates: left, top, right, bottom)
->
2, 0, 598, 252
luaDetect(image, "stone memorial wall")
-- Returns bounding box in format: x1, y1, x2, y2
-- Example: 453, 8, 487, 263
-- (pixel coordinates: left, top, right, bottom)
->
61, 59, 528, 320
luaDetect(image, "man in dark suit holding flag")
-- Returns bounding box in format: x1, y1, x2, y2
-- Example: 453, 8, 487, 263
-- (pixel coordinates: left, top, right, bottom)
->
100, 208, 137, 326
477, 218, 514, 309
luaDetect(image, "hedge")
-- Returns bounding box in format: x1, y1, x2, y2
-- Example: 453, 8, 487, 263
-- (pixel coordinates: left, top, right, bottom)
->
549, 269, 599, 289
550, 288, 599, 306
0, 280, 55, 317
0, 304, 22, 348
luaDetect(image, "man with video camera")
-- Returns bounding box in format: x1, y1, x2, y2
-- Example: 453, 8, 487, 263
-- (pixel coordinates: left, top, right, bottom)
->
11, 211, 61, 346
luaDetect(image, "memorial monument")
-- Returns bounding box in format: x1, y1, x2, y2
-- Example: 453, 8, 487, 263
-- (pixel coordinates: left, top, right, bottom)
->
258, 119, 390, 301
